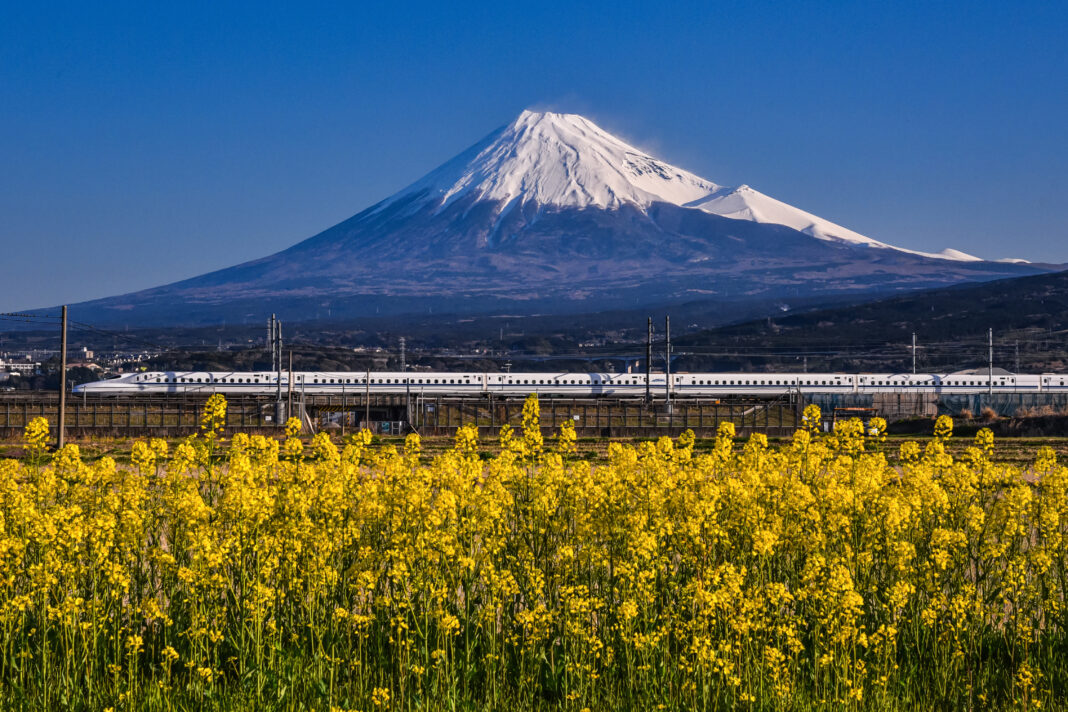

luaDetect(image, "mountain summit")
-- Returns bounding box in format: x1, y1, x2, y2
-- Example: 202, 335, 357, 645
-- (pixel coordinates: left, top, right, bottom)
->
382, 111, 980, 261
54, 110, 1054, 326
386, 110, 721, 212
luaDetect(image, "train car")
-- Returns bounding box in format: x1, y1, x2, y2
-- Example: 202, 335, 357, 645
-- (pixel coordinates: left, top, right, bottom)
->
73, 370, 1068, 398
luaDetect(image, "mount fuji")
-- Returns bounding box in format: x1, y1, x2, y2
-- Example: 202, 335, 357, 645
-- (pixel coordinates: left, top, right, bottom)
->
56, 110, 1055, 325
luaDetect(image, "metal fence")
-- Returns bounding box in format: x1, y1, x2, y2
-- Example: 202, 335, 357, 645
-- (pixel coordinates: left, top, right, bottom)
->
7, 389, 1068, 441
807, 392, 1068, 420
406, 395, 801, 437
0, 394, 278, 435
0, 393, 804, 439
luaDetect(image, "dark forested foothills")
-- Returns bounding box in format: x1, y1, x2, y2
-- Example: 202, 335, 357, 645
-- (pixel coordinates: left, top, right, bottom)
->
5, 270, 1068, 386
1, 396, 1067, 710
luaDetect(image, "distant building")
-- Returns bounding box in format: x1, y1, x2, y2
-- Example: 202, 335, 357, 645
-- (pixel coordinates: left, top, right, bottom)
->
0, 358, 40, 375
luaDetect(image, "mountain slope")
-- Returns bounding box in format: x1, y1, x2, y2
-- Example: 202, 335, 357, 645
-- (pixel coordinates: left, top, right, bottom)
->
46, 110, 1057, 326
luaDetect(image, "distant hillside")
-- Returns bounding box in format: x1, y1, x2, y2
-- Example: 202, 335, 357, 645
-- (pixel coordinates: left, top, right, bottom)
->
674, 270, 1068, 374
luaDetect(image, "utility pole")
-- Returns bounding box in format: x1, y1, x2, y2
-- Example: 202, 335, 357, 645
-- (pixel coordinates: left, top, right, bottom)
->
912, 332, 917, 374
268, 314, 280, 372
399, 337, 406, 372
1015, 340, 1020, 373
287, 351, 294, 424
57, 305, 67, 450
645, 317, 652, 405
405, 375, 411, 434
276, 319, 283, 373
365, 367, 370, 431
988, 328, 993, 395
274, 317, 284, 424
665, 315, 672, 415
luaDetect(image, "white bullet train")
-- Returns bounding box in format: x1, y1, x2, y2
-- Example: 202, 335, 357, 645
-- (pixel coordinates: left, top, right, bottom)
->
73, 371, 1068, 396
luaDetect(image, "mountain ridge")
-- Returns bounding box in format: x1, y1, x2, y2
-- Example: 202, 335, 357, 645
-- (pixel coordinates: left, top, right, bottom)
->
29, 109, 1058, 326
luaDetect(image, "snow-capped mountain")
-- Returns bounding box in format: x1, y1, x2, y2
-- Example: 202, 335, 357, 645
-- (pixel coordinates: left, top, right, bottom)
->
381, 110, 984, 261
384, 110, 721, 213
53, 110, 1053, 326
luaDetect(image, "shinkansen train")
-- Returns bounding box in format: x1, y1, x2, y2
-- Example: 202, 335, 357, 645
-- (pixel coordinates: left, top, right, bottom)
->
73, 371, 1068, 396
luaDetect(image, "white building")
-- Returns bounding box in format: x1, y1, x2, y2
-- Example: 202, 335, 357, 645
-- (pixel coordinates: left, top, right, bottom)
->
0, 359, 39, 375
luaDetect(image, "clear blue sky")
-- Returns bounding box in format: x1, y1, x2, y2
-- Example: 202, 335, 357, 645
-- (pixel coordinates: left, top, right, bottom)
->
2, 0, 1065, 311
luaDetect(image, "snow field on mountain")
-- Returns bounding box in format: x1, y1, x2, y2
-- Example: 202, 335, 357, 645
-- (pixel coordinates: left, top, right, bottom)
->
385, 110, 988, 263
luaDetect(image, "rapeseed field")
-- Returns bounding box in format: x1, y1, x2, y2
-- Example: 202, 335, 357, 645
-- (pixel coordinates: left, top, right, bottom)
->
0, 393, 1064, 710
